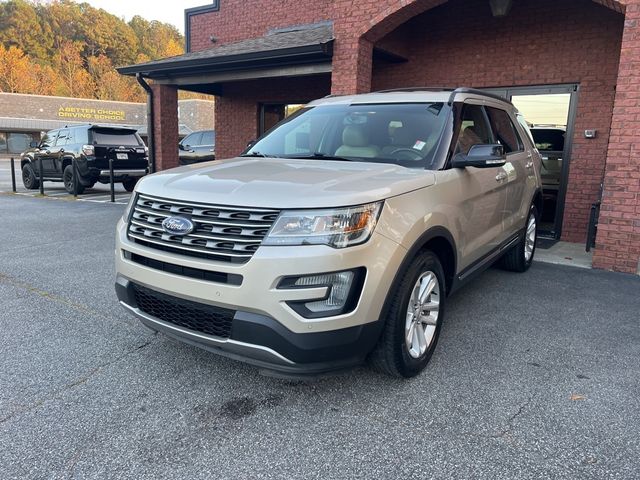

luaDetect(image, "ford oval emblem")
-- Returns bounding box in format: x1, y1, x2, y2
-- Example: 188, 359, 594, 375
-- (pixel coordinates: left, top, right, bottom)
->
162, 216, 194, 236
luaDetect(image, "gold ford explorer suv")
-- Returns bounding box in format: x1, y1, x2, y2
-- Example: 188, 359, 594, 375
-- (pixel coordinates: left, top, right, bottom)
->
115, 88, 542, 378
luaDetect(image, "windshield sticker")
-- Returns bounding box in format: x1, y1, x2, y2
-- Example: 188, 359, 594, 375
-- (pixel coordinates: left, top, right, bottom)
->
414, 140, 427, 150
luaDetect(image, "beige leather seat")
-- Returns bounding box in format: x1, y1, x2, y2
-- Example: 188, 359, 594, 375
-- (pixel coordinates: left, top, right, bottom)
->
335, 125, 380, 158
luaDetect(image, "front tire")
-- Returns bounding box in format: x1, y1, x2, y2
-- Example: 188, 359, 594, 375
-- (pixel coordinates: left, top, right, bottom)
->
63, 165, 85, 195
500, 205, 538, 272
369, 250, 446, 378
22, 163, 40, 190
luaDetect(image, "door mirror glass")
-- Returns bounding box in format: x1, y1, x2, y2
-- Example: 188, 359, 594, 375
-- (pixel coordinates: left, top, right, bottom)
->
451, 144, 506, 168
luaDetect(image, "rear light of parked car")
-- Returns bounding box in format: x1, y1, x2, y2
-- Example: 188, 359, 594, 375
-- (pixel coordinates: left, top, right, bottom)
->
82, 145, 95, 156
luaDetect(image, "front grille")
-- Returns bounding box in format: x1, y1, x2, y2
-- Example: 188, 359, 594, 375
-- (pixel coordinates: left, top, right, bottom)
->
132, 283, 234, 338
127, 194, 280, 263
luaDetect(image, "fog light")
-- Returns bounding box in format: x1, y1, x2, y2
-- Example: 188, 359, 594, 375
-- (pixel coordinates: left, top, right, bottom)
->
295, 271, 354, 313
279, 268, 366, 319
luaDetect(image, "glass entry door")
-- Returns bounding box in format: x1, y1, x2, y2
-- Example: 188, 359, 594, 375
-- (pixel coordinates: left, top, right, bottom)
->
484, 85, 578, 238
259, 103, 306, 135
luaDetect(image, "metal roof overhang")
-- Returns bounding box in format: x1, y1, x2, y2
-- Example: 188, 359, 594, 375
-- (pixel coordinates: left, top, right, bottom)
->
117, 41, 334, 80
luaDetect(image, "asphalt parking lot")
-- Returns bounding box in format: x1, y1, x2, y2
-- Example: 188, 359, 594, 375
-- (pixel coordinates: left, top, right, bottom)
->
0, 158, 132, 204
1, 193, 639, 480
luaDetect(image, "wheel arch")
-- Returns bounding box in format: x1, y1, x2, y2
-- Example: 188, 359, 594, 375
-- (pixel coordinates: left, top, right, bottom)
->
61, 156, 74, 171
386, 226, 458, 307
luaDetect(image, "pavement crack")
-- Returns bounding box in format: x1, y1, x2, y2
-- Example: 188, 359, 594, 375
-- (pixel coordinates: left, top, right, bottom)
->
0, 270, 136, 326
0, 335, 157, 426
492, 394, 535, 439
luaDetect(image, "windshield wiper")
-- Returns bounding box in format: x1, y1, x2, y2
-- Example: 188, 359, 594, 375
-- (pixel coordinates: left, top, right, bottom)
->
240, 151, 274, 158
293, 152, 353, 162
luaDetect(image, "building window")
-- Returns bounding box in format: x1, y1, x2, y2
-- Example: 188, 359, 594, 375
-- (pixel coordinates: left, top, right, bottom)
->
6, 133, 39, 154
0, 132, 7, 154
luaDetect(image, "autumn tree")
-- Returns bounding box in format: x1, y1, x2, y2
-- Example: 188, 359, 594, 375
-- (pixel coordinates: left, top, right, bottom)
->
53, 41, 94, 98
0, 0, 188, 102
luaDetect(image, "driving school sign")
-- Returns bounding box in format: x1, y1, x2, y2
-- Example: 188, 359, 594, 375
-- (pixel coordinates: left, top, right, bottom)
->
57, 106, 126, 121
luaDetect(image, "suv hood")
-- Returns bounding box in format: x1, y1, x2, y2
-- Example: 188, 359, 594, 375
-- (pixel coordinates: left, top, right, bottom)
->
137, 157, 436, 208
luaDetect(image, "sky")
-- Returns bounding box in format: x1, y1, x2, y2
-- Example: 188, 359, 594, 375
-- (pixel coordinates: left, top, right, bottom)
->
80, 0, 208, 33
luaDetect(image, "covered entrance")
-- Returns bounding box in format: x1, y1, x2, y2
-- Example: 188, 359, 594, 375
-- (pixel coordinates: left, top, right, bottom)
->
485, 85, 578, 239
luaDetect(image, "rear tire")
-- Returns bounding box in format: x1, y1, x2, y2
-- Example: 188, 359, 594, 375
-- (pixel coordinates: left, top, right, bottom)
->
369, 250, 446, 378
22, 163, 40, 190
122, 178, 138, 192
500, 205, 538, 272
63, 165, 85, 195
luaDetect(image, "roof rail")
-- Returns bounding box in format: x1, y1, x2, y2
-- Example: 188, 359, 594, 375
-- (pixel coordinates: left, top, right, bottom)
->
373, 87, 455, 94
370, 86, 513, 106
446, 87, 512, 106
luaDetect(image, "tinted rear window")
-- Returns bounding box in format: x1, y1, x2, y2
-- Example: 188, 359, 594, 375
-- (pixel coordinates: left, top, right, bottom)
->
531, 129, 565, 151
91, 129, 141, 146
202, 131, 215, 145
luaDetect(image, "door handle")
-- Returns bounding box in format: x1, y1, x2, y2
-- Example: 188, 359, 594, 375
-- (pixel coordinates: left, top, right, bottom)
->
209, 149, 214, 152
495, 172, 508, 182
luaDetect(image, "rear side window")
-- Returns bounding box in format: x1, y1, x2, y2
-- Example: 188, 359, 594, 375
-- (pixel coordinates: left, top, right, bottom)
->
201, 131, 215, 145
486, 107, 523, 153
91, 129, 141, 146
73, 128, 89, 145
531, 129, 565, 152
182, 132, 202, 146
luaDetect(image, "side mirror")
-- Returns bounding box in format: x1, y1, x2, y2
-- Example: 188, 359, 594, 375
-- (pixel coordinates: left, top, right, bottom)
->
246, 139, 256, 148
30, 141, 39, 148
451, 144, 506, 168
178, 143, 186, 151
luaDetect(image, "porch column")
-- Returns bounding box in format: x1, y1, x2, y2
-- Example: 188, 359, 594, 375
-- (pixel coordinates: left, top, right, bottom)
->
593, 2, 640, 274
330, 36, 374, 95
151, 84, 179, 171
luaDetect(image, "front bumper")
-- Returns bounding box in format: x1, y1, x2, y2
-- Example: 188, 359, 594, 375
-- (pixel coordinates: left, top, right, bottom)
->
114, 217, 407, 373
116, 276, 382, 375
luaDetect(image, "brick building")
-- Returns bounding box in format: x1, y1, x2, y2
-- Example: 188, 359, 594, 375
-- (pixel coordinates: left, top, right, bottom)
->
118, 0, 640, 274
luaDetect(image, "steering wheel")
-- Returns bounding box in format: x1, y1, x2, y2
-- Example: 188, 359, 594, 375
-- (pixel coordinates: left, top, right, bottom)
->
390, 148, 423, 161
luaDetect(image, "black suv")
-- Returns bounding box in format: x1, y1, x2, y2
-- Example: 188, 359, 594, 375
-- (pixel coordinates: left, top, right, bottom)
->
21, 125, 149, 194
178, 130, 215, 165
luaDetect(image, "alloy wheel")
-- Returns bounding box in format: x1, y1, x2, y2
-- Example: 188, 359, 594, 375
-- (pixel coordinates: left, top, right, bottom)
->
405, 271, 440, 359
524, 213, 536, 262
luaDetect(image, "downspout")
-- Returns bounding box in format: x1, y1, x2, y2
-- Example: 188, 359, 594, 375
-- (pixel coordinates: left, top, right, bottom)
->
136, 73, 156, 174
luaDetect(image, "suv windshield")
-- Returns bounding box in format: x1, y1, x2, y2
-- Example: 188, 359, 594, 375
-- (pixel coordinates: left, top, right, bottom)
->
90, 129, 141, 146
245, 103, 449, 169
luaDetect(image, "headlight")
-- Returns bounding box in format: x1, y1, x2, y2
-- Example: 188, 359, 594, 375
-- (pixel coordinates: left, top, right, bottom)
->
122, 193, 137, 222
263, 202, 383, 248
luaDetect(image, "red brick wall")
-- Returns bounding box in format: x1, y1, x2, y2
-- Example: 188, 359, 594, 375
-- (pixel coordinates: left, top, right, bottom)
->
593, 2, 640, 274
151, 84, 179, 171
370, 0, 624, 244
189, 0, 331, 52
214, 76, 331, 160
